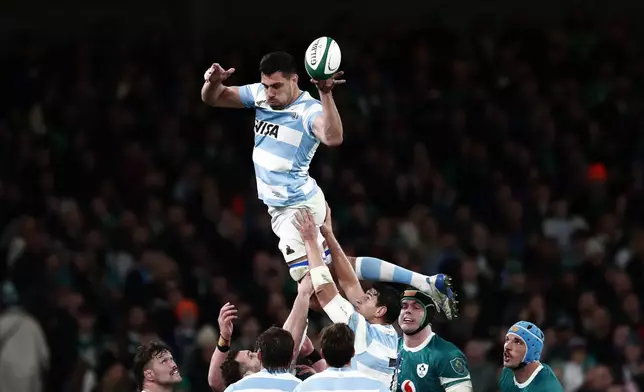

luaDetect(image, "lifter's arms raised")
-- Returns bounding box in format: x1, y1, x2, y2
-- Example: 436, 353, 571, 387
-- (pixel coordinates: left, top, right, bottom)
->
319, 203, 364, 305
294, 210, 339, 308
310, 72, 345, 146
208, 303, 237, 391
201, 63, 245, 108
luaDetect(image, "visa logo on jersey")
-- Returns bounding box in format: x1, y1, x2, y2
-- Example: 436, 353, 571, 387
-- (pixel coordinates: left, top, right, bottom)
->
254, 119, 280, 138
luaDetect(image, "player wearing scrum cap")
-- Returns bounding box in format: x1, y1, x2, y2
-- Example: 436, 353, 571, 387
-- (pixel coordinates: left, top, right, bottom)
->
394, 290, 472, 392
500, 321, 563, 392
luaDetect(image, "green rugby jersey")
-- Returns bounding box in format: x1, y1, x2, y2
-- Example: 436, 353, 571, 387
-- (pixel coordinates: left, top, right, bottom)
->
394, 332, 471, 392
499, 363, 563, 392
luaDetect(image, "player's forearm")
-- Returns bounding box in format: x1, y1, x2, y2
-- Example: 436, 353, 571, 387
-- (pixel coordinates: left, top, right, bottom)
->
201, 81, 226, 106
319, 92, 343, 146
322, 230, 363, 302
305, 239, 339, 305
283, 292, 311, 359
207, 347, 228, 391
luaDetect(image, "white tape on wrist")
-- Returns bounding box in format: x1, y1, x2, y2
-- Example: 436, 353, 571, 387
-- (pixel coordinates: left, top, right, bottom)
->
310, 266, 333, 290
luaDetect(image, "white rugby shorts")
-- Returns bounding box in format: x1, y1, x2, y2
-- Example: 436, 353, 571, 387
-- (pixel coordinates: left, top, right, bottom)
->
267, 188, 330, 281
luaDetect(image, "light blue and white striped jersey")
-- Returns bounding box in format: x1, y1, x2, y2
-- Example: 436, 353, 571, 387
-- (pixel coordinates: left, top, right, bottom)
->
323, 296, 399, 386
224, 369, 301, 392
293, 367, 390, 392
239, 83, 323, 207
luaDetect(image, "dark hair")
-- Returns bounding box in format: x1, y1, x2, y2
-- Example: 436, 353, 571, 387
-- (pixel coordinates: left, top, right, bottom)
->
259, 52, 297, 76
256, 326, 294, 373
320, 323, 355, 368
133, 341, 171, 389
373, 283, 401, 324
220, 350, 247, 387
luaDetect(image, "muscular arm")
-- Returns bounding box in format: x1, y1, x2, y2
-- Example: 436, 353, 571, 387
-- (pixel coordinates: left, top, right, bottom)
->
201, 81, 245, 108
207, 346, 228, 391
304, 236, 339, 307
282, 291, 312, 362
321, 229, 364, 305
312, 92, 343, 146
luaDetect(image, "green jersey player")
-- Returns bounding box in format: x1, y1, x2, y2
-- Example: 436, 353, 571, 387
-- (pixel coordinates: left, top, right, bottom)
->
499, 321, 563, 392
394, 290, 472, 392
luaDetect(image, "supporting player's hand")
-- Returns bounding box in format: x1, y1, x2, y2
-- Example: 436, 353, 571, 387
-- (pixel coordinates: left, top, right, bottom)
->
298, 273, 315, 297
320, 202, 333, 236
218, 302, 237, 340
311, 71, 345, 94
204, 63, 236, 84
294, 364, 316, 380
293, 209, 319, 243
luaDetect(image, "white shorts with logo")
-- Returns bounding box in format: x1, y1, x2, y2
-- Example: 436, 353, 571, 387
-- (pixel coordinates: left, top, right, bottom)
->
268, 188, 330, 281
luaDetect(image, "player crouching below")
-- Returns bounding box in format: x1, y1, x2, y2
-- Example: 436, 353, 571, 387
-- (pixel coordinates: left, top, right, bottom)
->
500, 321, 563, 392
395, 290, 472, 392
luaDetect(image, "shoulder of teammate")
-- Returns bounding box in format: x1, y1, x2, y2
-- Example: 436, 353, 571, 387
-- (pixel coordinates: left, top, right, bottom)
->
238, 83, 265, 108
430, 335, 471, 389
535, 364, 564, 392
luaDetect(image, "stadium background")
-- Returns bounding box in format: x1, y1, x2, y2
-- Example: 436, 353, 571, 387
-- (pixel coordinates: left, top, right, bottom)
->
2, 1, 644, 391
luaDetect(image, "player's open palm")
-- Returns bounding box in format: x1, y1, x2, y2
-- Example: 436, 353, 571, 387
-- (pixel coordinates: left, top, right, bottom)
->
218, 302, 237, 340
311, 71, 345, 94
204, 63, 236, 84
294, 209, 318, 243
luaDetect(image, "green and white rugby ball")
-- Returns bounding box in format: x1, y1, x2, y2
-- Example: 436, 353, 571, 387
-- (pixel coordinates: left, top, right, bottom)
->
304, 37, 341, 81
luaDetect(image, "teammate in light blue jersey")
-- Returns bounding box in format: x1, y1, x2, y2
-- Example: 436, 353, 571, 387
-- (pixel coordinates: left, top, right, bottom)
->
202, 51, 345, 282
294, 323, 390, 392
224, 326, 301, 392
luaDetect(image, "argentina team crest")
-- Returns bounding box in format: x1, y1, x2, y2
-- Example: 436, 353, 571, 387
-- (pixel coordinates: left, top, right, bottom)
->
450, 358, 467, 376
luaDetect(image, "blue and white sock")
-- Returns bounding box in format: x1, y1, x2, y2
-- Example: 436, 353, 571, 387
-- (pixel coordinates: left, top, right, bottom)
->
354, 256, 432, 292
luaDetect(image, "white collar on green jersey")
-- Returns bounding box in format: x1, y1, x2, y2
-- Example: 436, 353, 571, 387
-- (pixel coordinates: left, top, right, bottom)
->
514, 363, 544, 388
403, 331, 435, 352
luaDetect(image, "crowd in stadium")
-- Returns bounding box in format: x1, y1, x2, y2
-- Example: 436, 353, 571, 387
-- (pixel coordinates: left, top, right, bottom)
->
2, 12, 644, 392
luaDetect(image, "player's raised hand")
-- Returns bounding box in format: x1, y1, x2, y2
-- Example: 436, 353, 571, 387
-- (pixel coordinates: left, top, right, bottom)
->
311, 71, 345, 94
294, 209, 318, 242
298, 273, 314, 296
217, 302, 237, 340
204, 63, 236, 84
320, 202, 333, 236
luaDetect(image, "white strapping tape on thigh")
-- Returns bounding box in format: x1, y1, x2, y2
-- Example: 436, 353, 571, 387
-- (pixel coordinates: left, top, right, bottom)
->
310, 266, 333, 290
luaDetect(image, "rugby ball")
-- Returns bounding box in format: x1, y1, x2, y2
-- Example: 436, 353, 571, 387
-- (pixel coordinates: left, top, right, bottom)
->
304, 37, 341, 81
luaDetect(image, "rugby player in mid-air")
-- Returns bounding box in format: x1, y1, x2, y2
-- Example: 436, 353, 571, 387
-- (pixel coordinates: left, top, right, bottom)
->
202, 51, 344, 283
500, 321, 563, 392
201, 55, 459, 320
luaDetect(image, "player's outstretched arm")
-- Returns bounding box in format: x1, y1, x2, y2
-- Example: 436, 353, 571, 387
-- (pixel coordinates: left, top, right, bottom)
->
294, 209, 339, 307
283, 276, 315, 362
201, 63, 246, 108
208, 303, 237, 392
319, 203, 364, 304
310, 72, 345, 146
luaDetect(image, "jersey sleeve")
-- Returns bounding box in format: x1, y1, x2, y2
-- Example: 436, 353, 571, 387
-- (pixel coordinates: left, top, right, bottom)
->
303, 101, 323, 135
321, 295, 384, 354
238, 83, 263, 108
434, 352, 472, 392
